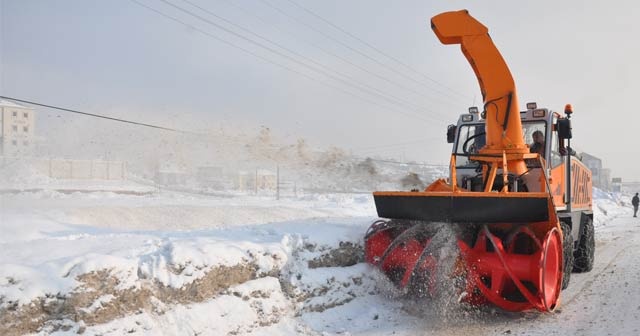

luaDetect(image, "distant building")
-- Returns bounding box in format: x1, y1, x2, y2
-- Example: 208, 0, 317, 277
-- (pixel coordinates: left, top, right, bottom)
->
155, 163, 189, 186
580, 152, 605, 190
612, 177, 622, 192
237, 169, 277, 192
256, 169, 276, 190
237, 171, 253, 191
155, 169, 189, 186
601, 168, 611, 191
196, 166, 225, 189
0, 99, 35, 156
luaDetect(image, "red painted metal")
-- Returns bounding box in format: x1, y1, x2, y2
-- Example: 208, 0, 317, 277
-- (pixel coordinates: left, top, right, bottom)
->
364, 223, 563, 312
457, 226, 562, 311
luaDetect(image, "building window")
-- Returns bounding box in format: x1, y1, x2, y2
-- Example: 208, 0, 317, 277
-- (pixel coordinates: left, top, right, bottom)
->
12, 125, 17, 132
23, 112, 28, 118
12, 140, 17, 146
12, 111, 17, 117
23, 126, 28, 132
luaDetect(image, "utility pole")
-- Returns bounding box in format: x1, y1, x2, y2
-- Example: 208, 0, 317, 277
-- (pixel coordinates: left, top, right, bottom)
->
276, 165, 280, 200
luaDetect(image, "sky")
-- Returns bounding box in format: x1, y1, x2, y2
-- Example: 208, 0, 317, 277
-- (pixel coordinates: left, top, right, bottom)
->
1, 0, 639, 180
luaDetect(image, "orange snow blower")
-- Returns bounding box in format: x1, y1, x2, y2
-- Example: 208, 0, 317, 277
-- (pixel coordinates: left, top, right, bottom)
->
365, 10, 594, 312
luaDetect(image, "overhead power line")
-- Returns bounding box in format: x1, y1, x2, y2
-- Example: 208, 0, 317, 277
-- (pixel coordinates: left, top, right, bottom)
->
0, 99, 443, 169
217, 0, 460, 119
172, 0, 445, 123
130, 0, 441, 124
259, 0, 469, 105
158, 0, 444, 123
0, 96, 193, 134
362, 156, 447, 167
353, 136, 441, 152
284, 0, 472, 101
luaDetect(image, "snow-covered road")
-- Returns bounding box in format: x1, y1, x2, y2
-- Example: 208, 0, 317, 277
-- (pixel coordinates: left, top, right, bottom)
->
503, 216, 640, 336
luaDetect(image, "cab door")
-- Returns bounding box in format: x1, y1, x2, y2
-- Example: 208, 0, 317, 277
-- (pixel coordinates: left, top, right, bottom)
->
548, 115, 566, 209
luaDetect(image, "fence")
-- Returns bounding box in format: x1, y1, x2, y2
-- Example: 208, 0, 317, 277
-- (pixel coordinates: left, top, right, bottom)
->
1, 156, 126, 180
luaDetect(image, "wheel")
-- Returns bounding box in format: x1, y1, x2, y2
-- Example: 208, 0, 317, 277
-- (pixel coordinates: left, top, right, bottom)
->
560, 222, 574, 290
573, 216, 595, 272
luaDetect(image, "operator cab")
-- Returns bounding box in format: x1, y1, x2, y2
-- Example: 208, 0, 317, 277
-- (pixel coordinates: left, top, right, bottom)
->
449, 102, 566, 191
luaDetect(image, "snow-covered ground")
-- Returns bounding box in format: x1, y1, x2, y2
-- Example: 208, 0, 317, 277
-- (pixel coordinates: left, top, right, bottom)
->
1, 179, 638, 335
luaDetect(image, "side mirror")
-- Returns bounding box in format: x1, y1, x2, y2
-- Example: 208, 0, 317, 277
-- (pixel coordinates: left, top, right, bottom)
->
447, 124, 457, 143
557, 119, 572, 140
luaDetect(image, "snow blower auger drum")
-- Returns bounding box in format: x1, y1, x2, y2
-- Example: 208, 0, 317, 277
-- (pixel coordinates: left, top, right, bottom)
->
457, 225, 562, 311
365, 193, 563, 312
364, 9, 594, 313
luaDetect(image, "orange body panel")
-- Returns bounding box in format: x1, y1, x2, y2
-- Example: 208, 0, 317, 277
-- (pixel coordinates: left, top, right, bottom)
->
549, 164, 566, 207
548, 158, 593, 210
570, 159, 593, 210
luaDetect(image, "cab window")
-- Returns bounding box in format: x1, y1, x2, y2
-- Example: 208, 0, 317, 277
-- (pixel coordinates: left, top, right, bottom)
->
549, 117, 563, 167
454, 124, 484, 167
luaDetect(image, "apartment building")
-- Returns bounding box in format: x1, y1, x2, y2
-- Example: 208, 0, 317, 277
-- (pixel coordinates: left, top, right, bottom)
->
0, 99, 35, 156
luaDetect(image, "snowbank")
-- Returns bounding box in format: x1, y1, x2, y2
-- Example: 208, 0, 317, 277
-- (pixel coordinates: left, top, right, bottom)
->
592, 188, 633, 227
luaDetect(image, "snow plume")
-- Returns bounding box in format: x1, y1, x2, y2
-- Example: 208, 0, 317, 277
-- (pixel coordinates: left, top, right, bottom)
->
243, 128, 441, 192
25, 108, 444, 192
383, 222, 472, 322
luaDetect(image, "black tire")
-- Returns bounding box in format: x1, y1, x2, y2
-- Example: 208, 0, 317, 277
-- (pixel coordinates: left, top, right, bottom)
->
573, 216, 595, 273
560, 222, 574, 290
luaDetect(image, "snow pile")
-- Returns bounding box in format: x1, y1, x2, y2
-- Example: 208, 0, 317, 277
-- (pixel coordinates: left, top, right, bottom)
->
0, 190, 379, 335
592, 187, 633, 227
